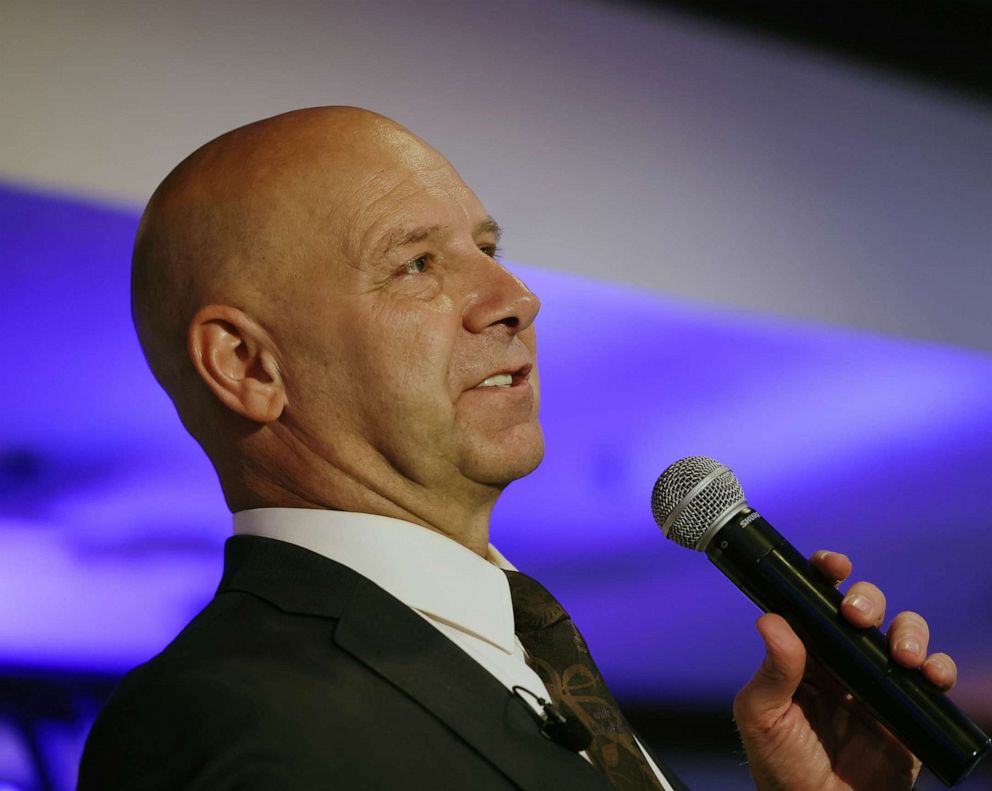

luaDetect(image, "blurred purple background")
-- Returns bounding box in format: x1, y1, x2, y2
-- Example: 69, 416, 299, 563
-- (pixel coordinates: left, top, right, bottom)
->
3, 1, 991, 789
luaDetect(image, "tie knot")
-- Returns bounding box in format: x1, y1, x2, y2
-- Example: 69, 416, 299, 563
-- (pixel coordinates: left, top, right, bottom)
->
504, 570, 570, 632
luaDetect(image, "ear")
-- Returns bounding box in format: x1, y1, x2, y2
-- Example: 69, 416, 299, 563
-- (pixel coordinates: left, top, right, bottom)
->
187, 305, 287, 423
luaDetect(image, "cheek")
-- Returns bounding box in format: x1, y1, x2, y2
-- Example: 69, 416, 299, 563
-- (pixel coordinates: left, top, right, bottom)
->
353, 302, 460, 405
281, 292, 462, 436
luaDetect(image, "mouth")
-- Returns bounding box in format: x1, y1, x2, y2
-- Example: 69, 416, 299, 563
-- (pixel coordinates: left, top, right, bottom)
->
474, 364, 532, 389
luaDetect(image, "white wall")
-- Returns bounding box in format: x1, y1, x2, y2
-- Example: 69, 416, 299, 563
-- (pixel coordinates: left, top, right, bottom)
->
3, 0, 990, 349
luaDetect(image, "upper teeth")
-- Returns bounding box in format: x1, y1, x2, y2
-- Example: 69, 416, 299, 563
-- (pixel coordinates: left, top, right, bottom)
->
478, 374, 513, 388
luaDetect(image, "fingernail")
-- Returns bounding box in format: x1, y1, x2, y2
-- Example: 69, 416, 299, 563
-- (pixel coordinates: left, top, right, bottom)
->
897, 638, 921, 656
846, 594, 872, 617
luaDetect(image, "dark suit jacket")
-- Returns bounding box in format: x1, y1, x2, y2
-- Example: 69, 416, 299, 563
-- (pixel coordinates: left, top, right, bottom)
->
78, 535, 686, 790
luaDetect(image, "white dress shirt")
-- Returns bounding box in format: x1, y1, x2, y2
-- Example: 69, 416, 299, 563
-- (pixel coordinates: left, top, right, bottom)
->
233, 508, 673, 790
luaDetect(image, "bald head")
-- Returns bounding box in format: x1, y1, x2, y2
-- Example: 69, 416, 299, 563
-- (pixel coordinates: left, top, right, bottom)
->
132, 107, 435, 411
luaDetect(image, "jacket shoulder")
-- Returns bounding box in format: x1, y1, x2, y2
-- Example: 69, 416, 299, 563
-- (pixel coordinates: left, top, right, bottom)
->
77, 591, 333, 790
77, 590, 521, 790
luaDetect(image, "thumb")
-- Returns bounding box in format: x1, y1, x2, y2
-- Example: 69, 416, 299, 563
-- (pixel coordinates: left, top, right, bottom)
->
734, 613, 807, 731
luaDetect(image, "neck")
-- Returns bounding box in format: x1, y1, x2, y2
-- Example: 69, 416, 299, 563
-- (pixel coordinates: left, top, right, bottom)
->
218, 436, 500, 557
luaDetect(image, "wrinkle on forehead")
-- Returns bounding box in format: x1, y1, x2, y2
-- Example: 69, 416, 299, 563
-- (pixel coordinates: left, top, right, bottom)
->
345, 165, 479, 267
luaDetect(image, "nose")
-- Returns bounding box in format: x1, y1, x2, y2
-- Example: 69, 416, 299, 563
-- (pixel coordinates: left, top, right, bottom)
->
463, 256, 541, 335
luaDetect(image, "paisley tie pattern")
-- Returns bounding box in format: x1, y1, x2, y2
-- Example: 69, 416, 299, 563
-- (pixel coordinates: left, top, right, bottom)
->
505, 570, 665, 791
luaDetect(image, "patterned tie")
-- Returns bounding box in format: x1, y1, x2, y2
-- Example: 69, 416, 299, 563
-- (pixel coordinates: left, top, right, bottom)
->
505, 570, 665, 791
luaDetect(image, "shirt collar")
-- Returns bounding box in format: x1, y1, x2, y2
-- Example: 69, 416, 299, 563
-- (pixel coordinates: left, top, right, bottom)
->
233, 508, 518, 655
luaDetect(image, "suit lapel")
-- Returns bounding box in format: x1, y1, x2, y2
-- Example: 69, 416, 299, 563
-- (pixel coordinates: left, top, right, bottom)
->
334, 575, 612, 791
218, 536, 611, 791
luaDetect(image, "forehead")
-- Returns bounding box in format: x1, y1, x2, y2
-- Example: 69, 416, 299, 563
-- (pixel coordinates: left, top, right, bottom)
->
326, 141, 489, 260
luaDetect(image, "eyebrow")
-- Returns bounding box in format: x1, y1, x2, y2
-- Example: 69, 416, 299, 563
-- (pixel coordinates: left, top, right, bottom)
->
378, 216, 502, 256
475, 216, 502, 243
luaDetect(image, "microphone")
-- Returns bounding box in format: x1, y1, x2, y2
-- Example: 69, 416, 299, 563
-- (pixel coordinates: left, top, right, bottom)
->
511, 686, 593, 752
650, 456, 990, 787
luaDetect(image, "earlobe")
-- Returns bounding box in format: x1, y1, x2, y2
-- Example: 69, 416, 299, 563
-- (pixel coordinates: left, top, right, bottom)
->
188, 305, 287, 423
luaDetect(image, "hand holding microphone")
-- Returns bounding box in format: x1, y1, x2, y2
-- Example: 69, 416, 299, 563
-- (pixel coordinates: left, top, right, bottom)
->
651, 456, 989, 788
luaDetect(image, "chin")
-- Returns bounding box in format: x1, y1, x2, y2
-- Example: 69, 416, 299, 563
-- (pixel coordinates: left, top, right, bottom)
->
463, 424, 545, 487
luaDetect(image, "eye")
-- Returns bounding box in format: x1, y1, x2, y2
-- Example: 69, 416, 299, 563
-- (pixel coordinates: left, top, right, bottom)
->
480, 244, 502, 259
403, 255, 429, 274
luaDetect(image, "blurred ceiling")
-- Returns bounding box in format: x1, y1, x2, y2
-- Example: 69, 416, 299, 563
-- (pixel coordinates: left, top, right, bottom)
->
3, 0, 990, 352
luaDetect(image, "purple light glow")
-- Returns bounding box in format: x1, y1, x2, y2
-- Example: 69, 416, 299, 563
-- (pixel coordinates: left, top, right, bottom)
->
3, 184, 991, 714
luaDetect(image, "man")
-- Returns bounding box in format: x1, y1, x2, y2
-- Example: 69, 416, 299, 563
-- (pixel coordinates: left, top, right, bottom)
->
78, 107, 957, 790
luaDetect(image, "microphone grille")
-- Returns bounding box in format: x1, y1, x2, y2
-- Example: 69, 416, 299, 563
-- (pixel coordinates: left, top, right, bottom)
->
651, 456, 747, 549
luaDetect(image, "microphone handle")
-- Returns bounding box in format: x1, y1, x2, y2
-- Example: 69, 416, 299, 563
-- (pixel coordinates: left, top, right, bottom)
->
707, 508, 990, 787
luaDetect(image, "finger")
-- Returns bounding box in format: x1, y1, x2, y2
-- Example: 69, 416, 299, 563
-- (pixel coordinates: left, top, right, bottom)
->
887, 611, 930, 668
809, 549, 852, 587
840, 581, 886, 628
733, 614, 807, 732
921, 652, 958, 692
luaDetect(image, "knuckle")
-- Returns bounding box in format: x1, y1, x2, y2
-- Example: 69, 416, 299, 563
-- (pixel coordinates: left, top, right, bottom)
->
844, 581, 886, 620
891, 611, 929, 635
923, 653, 957, 689
927, 652, 955, 671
